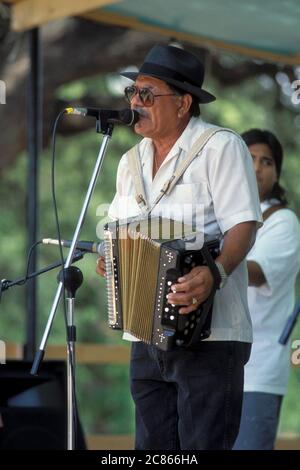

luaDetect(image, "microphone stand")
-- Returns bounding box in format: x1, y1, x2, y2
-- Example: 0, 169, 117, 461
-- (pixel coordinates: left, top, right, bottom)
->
57, 266, 83, 450
31, 118, 115, 450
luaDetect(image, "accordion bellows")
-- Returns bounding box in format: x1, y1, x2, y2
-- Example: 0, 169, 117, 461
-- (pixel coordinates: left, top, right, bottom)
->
104, 218, 219, 351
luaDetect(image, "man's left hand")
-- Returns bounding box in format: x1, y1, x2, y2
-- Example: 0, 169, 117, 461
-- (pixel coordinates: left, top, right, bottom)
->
167, 266, 214, 315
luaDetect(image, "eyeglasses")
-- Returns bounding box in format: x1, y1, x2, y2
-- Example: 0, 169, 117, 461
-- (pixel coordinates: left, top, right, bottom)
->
124, 85, 178, 107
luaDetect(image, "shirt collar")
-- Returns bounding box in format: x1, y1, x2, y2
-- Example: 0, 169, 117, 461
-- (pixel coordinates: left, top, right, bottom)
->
261, 198, 281, 212
175, 116, 206, 153
139, 116, 208, 167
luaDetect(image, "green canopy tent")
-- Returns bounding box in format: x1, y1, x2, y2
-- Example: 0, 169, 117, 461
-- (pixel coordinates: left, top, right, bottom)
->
8, 0, 300, 64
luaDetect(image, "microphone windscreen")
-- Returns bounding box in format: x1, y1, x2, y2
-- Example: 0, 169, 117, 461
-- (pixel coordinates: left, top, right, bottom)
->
119, 109, 139, 126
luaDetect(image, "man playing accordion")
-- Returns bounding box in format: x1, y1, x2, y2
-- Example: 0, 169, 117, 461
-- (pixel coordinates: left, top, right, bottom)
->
97, 44, 262, 450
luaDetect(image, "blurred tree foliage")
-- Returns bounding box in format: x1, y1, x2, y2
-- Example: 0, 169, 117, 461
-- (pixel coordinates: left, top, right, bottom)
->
0, 64, 299, 439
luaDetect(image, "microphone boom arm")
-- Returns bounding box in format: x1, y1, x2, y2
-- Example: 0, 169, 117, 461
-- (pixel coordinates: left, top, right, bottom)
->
0, 251, 85, 294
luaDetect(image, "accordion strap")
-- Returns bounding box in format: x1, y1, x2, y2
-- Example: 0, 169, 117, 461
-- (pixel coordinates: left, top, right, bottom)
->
127, 126, 239, 214
262, 203, 286, 221
127, 145, 150, 213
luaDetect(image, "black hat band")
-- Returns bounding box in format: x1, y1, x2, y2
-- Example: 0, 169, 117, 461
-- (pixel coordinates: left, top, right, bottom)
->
139, 63, 202, 88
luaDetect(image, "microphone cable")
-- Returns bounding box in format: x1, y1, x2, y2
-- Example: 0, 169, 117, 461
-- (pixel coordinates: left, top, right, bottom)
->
16, 240, 44, 287
0, 240, 43, 304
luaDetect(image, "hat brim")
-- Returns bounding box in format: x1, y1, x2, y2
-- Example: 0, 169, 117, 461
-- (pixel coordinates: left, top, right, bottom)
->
121, 71, 216, 104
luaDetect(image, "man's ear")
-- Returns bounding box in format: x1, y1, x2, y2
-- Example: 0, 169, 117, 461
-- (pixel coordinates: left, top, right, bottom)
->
180, 93, 193, 115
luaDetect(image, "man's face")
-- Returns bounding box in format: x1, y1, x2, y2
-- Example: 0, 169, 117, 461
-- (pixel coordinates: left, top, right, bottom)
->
126, 75, 183, 140
248, 143, 278, 201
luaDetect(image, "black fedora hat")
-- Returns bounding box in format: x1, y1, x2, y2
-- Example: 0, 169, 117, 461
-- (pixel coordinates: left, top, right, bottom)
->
121, 44, 216, 104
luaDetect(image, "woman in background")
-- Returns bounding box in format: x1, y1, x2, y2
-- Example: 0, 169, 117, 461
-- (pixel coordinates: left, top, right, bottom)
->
234, 129, 300, 450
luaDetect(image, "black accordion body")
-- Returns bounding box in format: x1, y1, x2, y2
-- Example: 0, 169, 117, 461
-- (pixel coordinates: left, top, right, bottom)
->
104, 218, 220, 351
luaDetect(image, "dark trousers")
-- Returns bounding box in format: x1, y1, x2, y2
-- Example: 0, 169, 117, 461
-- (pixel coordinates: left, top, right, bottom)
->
233, 392, 283, 450
130, 340, 251, 450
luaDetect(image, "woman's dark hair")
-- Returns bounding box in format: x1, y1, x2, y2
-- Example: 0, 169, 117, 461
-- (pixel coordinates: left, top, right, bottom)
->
241, 128, 288, 205
168, 84, 201, 117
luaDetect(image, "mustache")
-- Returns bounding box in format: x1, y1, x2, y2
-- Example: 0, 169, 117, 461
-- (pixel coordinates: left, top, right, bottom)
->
133, 107, 148, 118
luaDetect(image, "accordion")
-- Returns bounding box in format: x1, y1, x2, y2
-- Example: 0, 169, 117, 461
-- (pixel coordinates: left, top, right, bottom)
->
104, 218, 220, 351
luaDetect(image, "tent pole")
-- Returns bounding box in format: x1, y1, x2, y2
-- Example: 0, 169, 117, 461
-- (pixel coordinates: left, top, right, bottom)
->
25, 27, 42, 361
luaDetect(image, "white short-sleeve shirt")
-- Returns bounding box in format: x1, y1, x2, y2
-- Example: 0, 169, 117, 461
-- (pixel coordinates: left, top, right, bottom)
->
244, 200, 300, 394
108, 117, 262, 342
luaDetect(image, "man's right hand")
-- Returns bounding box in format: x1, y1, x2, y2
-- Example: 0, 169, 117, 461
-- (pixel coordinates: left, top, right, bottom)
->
96, 256, 106, 277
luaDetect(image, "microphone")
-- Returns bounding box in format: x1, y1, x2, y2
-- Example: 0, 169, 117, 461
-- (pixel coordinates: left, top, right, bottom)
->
42, 238, 105, 257
65, 107, 139, 126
